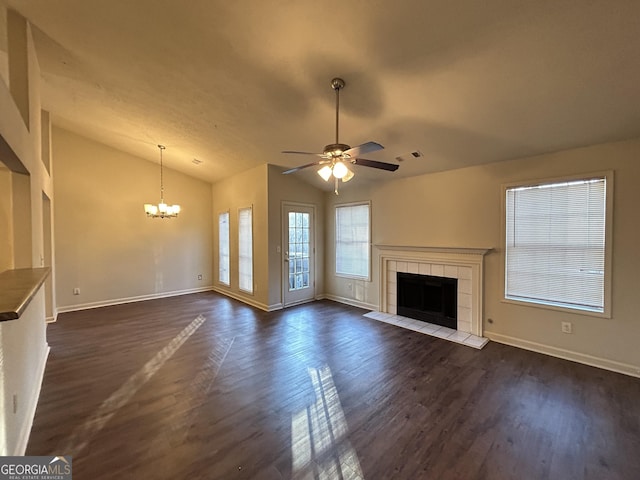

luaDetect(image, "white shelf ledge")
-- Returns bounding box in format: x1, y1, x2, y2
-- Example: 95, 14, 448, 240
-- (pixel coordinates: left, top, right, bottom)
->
0, 267, 50, 322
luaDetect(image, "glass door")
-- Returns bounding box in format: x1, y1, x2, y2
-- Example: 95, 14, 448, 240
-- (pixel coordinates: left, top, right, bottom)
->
283, 204, 315, 306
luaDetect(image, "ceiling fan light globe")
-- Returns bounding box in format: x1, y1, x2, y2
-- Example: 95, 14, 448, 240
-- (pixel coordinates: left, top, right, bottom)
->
342, 168, 354, 182
318, 165, 332, 181
332, 161, 348, 179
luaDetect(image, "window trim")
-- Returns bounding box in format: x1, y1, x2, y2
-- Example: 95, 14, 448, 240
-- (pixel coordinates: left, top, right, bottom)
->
501, 171, 613, 318
218, 210, 230, 287
335, 201, 372, 281
238, 205, 254, 294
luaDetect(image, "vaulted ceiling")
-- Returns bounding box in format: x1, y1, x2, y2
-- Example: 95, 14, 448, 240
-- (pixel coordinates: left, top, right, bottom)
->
2, 0, 640, 190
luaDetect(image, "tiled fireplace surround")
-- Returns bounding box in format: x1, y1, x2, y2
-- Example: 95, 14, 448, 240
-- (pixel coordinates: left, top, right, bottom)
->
375, 245, 491, 341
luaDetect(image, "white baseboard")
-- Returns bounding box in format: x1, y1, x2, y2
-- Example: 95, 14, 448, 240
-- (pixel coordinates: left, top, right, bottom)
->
486, 332, 640, 378
14, 345, 50, 455
281, 298, 317, 309
211, 286, 273, 312
323, 294, 377, 311
56, 286, 214, 314
267, 302, 284, 312
212, 290, 372, 312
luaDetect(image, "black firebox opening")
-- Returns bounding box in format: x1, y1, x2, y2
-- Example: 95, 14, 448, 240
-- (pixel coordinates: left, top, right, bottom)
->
397, 272, 457, 329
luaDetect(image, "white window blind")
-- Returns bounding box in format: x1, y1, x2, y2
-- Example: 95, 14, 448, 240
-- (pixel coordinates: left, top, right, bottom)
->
238, 207, 253, 293
505, 177, 606, 312
336, 203, 370, 279
218, 212, 230, 285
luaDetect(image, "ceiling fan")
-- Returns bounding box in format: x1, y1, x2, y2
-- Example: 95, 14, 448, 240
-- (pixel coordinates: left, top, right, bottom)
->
282, 77, 399, 194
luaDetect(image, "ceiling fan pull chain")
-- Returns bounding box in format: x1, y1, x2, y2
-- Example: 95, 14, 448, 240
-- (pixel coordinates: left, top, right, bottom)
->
334, 177, 339, 195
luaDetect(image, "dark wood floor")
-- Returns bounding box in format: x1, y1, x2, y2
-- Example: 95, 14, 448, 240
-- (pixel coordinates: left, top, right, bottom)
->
27, 292, 640, 479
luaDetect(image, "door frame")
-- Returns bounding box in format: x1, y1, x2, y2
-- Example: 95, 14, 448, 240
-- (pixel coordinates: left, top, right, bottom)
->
282, 201, 317, 307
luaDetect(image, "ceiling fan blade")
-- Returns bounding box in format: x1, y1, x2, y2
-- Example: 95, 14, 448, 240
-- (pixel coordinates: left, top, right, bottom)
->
343, 141, 384, 158
282, 161, 325, 175
353, 158, 399, 172
282, 150, 326, 157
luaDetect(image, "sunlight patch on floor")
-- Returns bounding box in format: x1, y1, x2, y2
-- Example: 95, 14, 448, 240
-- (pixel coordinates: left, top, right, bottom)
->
291, 364, 364, 480
57, 314, 207, 456
154, 335, 235, 449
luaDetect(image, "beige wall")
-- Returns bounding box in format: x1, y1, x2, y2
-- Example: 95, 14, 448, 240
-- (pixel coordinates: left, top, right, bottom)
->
53, 128, 213, 310
323, 182, 379, 310
325, 139, 640, 373
211, 164, 269, 309
267, 165, 325, 308
211, 164, 325, 311
0, 9, 52, 455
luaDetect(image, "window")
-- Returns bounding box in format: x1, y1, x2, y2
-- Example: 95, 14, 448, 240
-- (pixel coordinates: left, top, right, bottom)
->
288, 211, 311, 290
238, 206, 253, 293
218, 212, 230, 285
505, 175, 610, 314
335, 202, 370, 279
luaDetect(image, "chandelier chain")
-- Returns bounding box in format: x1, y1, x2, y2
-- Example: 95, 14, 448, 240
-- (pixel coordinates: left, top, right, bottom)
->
158, 144, 165, 201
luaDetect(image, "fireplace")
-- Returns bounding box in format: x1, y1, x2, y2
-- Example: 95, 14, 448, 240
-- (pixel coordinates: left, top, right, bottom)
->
377, 245, 491, 337
397, 272, 457, 329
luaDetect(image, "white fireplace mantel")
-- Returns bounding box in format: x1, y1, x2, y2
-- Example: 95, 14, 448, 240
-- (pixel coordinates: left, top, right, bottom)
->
376, 245, 492, 337
376, 245, 492, 256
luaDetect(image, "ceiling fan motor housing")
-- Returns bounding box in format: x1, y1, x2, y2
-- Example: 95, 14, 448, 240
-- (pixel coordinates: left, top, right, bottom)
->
281, 76, 394, 178
323, 143, 352, 157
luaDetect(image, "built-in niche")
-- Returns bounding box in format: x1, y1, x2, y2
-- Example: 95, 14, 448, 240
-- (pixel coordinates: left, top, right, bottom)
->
0, 166, 32, 271
40, 110, 51, 175
0, 165, 12, 272
0, 133, 32, 271
11, 171, 32, 268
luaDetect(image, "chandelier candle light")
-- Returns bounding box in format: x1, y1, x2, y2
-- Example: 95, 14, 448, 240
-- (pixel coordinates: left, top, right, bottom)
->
144, 144, 181, 218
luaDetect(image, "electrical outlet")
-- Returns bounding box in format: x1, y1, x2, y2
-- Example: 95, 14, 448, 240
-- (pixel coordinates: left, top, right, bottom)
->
347, 283, 353, 291
561, 321, 572, 334
73, 287, 80, 295
197, 274, 203, 280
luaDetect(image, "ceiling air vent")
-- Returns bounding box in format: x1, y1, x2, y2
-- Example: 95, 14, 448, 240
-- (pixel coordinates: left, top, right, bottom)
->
395, 150, 423, 162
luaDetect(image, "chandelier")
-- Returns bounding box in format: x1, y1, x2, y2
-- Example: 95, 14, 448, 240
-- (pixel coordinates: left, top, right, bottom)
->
144, 145, 181, 218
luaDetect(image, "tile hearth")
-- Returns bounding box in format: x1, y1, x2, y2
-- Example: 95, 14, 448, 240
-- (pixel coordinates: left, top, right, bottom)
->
363, 311, 489, 349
